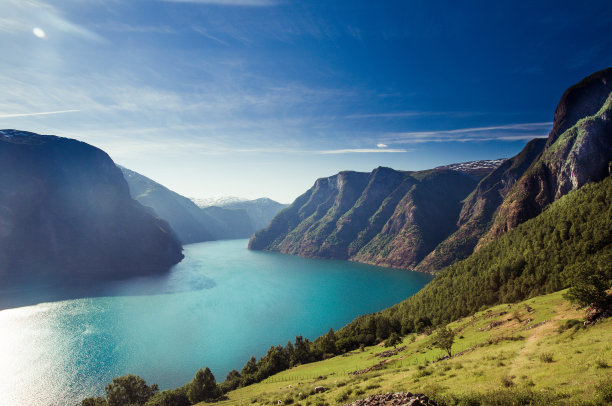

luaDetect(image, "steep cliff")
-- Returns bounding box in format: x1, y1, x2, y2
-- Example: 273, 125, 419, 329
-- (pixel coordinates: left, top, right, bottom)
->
0, 130, 184, 283
249, 166, 493, 269
415, 139, 546, 272
479, 67, 612, 247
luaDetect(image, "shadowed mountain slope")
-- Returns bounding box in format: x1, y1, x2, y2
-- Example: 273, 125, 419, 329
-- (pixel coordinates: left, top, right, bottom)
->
120, 167, 286, 242
0, 130, 184, 283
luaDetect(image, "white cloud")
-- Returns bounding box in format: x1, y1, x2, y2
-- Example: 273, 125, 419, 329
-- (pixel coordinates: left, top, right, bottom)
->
317, 148, 411, 154
159, 0, 277, 6
345, 111, 485, 119
376, 143, 387, 148
0, 109, 80, 119
382, 122, 552, 143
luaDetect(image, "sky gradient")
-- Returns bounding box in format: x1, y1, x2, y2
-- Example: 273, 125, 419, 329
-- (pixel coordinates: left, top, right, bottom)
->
1, 0, 611, 203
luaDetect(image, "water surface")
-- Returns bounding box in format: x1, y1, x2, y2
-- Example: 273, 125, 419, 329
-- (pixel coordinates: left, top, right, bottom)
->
0, 239, 432, 405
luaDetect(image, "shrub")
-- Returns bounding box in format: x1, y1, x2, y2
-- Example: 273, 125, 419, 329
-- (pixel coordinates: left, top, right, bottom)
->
557, 319, 583, 333
144, 386, 189, 406
538, 352, 554, 363
105, 374, 159, 406
385, 332, 402, 347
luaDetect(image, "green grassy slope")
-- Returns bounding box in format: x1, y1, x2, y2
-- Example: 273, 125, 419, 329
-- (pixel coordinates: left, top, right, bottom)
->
334, 176, 611, 350
203, 290, 611, 405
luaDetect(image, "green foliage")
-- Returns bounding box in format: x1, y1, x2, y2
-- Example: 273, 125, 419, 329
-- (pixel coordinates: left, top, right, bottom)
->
187, 367, 219, 404
81, 397, 107, 406
144, 386, 189, 406
557, 319, 583, 333
432, 326, 455, 357
317, 328, 337, 356
564, 261, 611, 309
538, 352, 554, 363
105, 374, 159, 406
219, 369, 242, 393
385, 332, 402, 347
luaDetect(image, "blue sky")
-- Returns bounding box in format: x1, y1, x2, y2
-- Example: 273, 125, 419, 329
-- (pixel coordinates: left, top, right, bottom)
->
1, 0, 611, 203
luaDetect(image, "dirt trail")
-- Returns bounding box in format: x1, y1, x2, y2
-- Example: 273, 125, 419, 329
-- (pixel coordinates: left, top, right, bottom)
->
508, 320, 556, 376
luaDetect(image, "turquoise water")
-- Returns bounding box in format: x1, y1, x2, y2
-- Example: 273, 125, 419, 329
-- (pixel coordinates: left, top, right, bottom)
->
0, 239, 432, 405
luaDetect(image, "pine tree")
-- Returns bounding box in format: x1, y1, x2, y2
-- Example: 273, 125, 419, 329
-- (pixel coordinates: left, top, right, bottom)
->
187, 367, 218, 404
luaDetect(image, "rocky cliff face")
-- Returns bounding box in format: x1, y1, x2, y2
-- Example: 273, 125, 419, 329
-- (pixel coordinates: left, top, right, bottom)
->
249, 165, 493, 269
414, 139, 546, 272
479, 68, 612, 246
0, 130, 184, 283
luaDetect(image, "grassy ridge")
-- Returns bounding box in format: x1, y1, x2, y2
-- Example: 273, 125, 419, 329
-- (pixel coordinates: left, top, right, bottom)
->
201, 290, 612, 405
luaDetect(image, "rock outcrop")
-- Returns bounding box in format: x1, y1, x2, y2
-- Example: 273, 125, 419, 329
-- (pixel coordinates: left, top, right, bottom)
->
0, 130, 184, 283
345, 392, 436, 406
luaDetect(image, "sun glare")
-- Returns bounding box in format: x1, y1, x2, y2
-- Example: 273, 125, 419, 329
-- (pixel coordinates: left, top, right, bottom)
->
32, 27, 46, 39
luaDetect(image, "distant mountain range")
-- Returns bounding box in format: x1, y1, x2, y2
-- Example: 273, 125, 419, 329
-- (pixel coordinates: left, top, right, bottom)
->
120, 167, 287, 243
0, 130, 183, 283
250, 67, 612, 273
191, 196, 249, 208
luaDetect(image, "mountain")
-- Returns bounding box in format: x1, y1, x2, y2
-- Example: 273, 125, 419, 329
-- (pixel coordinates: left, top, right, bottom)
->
0, 130, 184, 283
120, 166, 215, 244
191, 196, 288, 231
433, 158, 507, 179
248, 164, 500, 269
251, 68, 612, 273
191, 196, 248, 208
336, 175, 612, 347
479, 67, 612, 247
120, 168, 286, 242
217, 198, 288, 231
414, 139, 546, 272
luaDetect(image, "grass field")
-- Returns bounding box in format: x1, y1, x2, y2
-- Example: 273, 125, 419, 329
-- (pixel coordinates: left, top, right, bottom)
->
198, 290, 612, 405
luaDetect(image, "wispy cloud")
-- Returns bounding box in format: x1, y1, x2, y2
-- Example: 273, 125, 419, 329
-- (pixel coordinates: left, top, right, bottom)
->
317, 148, 411, 154
159, 0, 277, 6
345, 111, 475, 119
0, 109, 80, 119
0, 0, 106, 43
382, 122, 552, 143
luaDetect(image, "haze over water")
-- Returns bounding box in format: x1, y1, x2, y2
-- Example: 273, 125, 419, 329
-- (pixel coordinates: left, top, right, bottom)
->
0, 239, 432, 405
